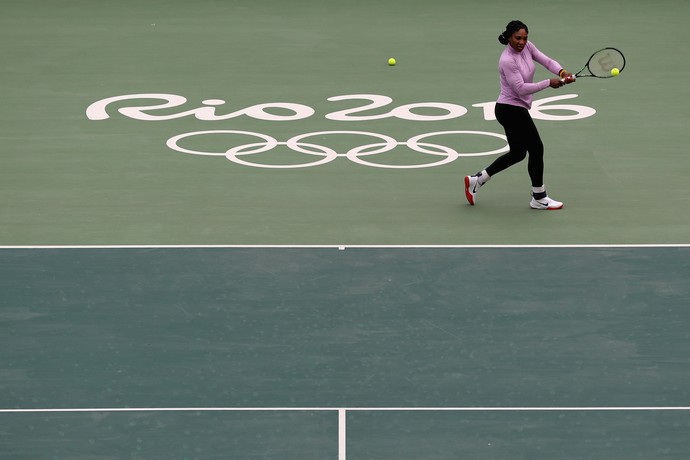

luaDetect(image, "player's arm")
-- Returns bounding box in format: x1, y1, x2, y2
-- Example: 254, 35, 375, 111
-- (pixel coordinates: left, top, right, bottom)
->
502, 59, 552, 95
531, 43, 574, 84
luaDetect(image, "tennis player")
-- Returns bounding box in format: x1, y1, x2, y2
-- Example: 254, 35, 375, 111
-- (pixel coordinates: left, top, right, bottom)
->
464, 20, 574, 210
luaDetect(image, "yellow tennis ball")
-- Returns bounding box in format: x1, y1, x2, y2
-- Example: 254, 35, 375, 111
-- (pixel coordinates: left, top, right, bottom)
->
388, 58, 396, 66
611, 67, 620, 76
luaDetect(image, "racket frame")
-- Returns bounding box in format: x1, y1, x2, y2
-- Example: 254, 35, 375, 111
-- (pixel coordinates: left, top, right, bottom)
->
573, 47, 626, 79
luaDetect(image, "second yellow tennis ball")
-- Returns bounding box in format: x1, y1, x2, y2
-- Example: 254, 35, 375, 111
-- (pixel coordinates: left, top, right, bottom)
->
611, 67, 620, 76
388, 58, 396, 66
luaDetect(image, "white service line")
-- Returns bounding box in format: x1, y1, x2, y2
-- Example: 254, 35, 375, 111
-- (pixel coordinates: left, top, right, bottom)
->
2, 406, 690, 413
1, 244, 689, 249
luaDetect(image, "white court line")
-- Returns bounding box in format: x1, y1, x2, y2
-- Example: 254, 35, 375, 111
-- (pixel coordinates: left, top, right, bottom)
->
1, 244, 689, 249
5, 406, 688, 460
2, 406, 690, 413
339, 409, 347, 460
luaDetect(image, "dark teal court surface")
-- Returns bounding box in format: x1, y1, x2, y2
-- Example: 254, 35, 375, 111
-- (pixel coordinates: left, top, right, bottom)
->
1, 247, 689, 458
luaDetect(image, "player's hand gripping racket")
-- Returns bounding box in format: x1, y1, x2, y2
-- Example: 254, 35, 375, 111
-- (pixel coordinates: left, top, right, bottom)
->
562, 47, 626, 83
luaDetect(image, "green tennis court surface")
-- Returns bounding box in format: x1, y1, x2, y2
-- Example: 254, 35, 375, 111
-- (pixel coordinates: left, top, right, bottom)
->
2, 0, 690, 458
2, 247, 689, 458
2, 0, 689, 245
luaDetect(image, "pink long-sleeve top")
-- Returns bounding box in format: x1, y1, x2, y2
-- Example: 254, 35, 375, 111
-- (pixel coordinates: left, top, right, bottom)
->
497, 41, 563, 109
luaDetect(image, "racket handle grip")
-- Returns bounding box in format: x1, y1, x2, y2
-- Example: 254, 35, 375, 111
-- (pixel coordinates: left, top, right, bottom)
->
560, 75, 576, 84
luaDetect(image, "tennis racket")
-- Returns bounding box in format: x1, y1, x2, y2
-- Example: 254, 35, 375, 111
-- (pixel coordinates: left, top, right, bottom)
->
563, 47, 626, 81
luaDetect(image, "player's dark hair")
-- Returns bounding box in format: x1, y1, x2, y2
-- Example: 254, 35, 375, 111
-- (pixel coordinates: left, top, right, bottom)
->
498, 20, 528, 45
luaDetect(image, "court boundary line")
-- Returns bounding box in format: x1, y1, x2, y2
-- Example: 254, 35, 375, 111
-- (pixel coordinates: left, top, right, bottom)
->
2, 406, 690, 413
1, 244, 689, 249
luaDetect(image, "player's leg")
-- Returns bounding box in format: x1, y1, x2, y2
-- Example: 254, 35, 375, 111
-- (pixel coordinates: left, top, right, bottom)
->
464, 103, 527, 205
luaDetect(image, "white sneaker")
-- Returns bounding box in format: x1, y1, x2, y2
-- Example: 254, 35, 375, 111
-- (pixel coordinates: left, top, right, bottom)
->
530, 196, 564, 210
464, 175, 481, 205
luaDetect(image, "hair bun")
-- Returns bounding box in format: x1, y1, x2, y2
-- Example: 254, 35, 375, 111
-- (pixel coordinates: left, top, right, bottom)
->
498, 33, 508, 45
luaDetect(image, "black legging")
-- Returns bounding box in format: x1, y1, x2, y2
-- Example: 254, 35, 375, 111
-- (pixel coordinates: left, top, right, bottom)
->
486, 103, 544, 187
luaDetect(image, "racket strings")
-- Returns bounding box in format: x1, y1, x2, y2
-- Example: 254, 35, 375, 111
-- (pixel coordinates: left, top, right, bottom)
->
585, 48, 625, 77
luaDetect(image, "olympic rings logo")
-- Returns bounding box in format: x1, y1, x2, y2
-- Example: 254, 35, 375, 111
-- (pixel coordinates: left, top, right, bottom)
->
87, 92, 596, 169
166, 130, 509, 169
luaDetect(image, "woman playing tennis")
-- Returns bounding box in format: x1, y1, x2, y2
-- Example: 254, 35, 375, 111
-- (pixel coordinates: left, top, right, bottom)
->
464, 20, 574, 210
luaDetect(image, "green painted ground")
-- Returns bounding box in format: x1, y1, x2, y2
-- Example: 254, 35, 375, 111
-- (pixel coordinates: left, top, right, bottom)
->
2, 247, 689, 458
1, 0, 689, 458
1, 0, 689, 245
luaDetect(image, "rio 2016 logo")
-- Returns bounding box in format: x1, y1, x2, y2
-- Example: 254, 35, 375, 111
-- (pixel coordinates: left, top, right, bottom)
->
86, 93, 596, 169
